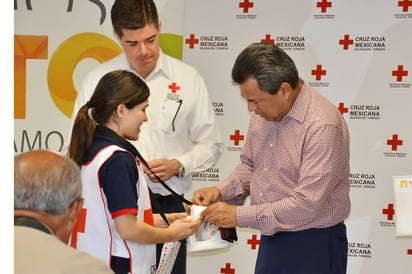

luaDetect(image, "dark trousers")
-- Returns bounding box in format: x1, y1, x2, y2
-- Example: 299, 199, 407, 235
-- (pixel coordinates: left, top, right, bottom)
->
110, 256, 130, 274
255, 223, 348, 274
152, 194, 187, 274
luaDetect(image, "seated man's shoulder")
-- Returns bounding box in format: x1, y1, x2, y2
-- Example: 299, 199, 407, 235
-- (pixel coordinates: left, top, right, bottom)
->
14, 227, 113, 274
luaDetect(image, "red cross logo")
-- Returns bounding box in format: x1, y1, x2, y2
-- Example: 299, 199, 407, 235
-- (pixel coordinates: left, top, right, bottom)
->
338, 103, 348, 115
221, 263, 235, 274
398, 0, 412, 12
392, 65, 408, 82
317, 0, 332, 13
185, 34, 199, 49
247, 234, 260, 250
70, 208, 87, 248
230, 130, 244, 146
311, 64, 327, 81
387, 134, 403, 151
261, 34, 275, 44
382, 203, 395, 221
339, 34, 354, 50
239, 0, 254, 13
168, 82, 181, 93
143, 208, 155, 226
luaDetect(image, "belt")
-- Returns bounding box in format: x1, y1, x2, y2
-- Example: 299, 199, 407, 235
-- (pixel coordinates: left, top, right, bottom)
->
270, 222, 345, 238
153, 193, 184, 203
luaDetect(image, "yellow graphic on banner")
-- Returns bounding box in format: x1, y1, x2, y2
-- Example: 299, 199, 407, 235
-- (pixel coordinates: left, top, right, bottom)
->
48, 33, 122, 118
14, 32, 182, 119
400, 180, 409, 188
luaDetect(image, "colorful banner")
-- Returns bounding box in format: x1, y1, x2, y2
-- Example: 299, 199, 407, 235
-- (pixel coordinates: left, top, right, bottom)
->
14, 0, 412, 273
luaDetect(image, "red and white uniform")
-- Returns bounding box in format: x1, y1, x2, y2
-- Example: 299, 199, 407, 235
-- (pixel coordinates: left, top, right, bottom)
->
72, 145, 156, 274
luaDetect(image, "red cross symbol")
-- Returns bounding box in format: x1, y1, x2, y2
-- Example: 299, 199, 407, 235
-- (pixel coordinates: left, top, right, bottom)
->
261, 34, 275, 44
221, 263, 235, 274
317, 0, 332, 13
392, 65, 408, 82
339, 34, 354, 50
338, 103, 348, 115
247, 234, 260, 250
398, 0, 412, 12
168, 82, 181, 93
382, 203, 395, 221
239, 0, 254, 13
311, 64, 327, 81
185, 34, 199, 49
143, 208, 155, 226
70, 208, 87, 248
230, 130, 244, 146
387, 134, 403, 151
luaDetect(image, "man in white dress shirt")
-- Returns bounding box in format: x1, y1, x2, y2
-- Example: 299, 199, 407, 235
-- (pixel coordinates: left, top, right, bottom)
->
70, 1, 224, 272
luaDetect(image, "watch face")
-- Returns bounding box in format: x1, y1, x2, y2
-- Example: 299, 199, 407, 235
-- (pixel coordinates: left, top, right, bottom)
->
179, 166, 185, 177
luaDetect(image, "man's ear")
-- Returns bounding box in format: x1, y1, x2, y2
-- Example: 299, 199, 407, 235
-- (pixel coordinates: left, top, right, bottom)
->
279, 82, 292, 96
55, 198, 84, 244
68, 198, 84, 224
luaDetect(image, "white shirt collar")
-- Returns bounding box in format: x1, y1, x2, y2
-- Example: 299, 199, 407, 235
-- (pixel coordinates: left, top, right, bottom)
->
145, 49, 171, 81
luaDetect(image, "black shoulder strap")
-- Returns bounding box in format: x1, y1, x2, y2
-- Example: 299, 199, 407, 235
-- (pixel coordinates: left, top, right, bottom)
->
95, 126, 190, 226
134, 150, 193, 206
148, 188, 170, 226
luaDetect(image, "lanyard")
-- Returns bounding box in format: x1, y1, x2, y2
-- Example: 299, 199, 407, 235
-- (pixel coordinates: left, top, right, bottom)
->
134, 149, 193, 206
95, 125, 194, 226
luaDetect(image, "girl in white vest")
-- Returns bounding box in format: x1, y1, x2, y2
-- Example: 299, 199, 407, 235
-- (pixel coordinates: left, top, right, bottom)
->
68, 70, 199, 274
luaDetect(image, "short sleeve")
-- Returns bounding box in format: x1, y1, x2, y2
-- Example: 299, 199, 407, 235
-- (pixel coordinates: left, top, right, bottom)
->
99, 151, 139, 216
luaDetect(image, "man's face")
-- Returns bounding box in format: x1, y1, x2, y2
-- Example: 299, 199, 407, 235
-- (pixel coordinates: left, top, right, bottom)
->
240, 77, 290, 122
116, 23, 161, 79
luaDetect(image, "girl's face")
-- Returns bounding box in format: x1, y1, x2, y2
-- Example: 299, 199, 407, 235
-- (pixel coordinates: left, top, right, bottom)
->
117, 99, 149, 140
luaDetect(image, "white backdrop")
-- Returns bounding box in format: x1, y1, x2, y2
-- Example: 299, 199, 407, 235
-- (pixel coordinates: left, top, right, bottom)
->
14, 0, 412, 273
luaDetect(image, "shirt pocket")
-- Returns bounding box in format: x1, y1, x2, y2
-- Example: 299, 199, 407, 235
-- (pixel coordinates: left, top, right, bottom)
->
158, 99, 183, 135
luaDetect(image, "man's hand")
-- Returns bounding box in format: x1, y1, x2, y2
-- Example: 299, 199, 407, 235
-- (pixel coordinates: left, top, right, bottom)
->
201, 202, 237, 228
192, 186, 221, 206
143, 158, 180, 182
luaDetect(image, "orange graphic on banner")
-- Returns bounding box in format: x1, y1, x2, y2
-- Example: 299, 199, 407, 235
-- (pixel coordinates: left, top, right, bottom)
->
400, 180, 408, 188
48, 32, 122, 118
14, 33, 181, 119
14, 35, 48, 119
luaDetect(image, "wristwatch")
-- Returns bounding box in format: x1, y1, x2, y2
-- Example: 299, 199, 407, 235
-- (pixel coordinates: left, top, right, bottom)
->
178, 164, 185, 178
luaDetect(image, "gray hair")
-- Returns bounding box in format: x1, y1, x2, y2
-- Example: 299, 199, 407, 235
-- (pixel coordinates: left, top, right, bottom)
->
14, 150, 82, 216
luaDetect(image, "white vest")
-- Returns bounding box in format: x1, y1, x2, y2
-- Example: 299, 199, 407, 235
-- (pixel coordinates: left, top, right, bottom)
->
71, 145, 157, 274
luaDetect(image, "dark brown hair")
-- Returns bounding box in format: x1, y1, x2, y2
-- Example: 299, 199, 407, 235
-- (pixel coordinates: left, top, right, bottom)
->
111, 0, 159, 37
68, 70, 149, 165
232, 42, 299, 94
